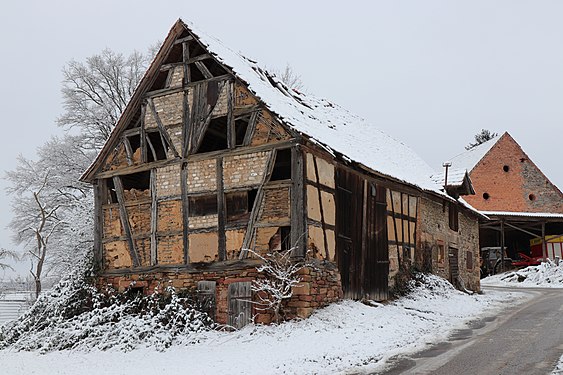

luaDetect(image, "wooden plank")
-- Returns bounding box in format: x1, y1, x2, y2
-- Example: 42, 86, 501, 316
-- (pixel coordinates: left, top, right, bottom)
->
194, 61, 213, 79
182, 42, 190, 86
226, 81, 234, 149
181, 163, 190, 263
93, 181, 104, 272
360, 180, 368, 292
145, 133, 158, 161
290, 146, 307, 257
144, 75, 232, 99
140, 103, 147, 163
150, 169, 158, 265
242, 111, 259, 146
147, 98, 180, 158
123, 138, 133, 166
217, 158, 226, 261
228, 281, 252, 329
240, 150, 277, 258
182, 91, 190, 157
112, 176, 140, 267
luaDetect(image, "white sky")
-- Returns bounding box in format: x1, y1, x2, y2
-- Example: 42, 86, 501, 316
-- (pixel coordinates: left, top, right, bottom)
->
1, 0, 563, 278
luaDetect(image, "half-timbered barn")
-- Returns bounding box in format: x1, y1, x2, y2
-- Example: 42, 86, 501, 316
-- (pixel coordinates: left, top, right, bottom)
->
81, 19, 481, 326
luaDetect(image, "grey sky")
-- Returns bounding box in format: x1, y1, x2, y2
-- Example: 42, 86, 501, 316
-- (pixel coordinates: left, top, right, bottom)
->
1, 0, 562, 278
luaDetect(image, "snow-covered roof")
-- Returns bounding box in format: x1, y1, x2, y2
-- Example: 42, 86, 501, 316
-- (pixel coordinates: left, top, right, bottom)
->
184, 21, 442, 193
480, 211, 563, 219
430, 168, 469, 188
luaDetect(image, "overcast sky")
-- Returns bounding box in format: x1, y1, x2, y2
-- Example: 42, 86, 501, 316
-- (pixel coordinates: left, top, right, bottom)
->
1, 0, 562, 278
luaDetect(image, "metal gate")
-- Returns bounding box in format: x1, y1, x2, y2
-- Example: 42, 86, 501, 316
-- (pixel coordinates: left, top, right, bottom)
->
336, 169, 389, 301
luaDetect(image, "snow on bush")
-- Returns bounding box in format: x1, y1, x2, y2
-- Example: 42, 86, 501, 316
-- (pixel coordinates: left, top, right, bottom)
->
482, 259, 563, 288
0, 255, 214, 353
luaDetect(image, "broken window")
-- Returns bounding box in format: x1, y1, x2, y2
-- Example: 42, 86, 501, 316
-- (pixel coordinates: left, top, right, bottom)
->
197, 116, 228, 153
120, 171, 151, 201
226, 189, 257, 223
234, 115, 250, 146
148, 70, 169, 92
448, 203, 459, 232
189, 194, 218, 216
105, 178, 118, 204
268, 226, 291, 251
269, 149, 292, 181
125, 134, 141, 163
146, 131, 169, 162
201, 59, 227, 77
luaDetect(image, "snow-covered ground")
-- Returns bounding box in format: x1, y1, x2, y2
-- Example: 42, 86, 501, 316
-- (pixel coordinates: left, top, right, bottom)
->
0, 275, 529, 375
554, 355, 563, 375
481, 260, 563, 288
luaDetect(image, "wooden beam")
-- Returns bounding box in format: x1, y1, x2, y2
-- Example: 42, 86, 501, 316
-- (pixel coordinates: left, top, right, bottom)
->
194, 61, 213, 79
181, 163, 190, 264
140, 103, 147, 163
242, 110, 259, 146
93, 181, 104, 272
174, 35, 193, 45
389, 189, 401, 269
147, 98, 180, 158
312, 155, 330, 259
182, 90, 191, 157
112, 176, 140, 267
145, 133, 158, 162
182, 42, 191, 86
150, 169, 158, 265
217, 158, 226, 261
290, 146, 307, 257
226, 81, 234, 149
123, 138, 133, 166
240, 150, 277, 258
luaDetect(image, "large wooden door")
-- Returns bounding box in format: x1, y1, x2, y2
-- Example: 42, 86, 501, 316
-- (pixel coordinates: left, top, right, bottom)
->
336, 169, 389, 301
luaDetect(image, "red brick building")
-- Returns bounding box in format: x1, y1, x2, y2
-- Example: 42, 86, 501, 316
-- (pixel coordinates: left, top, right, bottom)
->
444, 132, 563, 261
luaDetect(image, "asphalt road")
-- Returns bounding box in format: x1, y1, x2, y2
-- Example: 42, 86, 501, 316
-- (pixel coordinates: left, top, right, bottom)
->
381, 287, 563, 375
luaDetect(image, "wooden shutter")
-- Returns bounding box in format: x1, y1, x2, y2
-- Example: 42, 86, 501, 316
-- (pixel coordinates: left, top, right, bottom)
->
197, 281, 216, 321
228, 281, 252, 329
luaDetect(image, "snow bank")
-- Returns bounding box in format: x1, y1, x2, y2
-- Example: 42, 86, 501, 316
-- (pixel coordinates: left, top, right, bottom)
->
0, 274, 526, 375
481, 260, 563, 288
553, 354, 563, 375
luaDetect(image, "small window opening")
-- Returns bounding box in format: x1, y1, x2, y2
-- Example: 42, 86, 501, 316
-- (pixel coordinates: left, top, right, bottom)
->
466, 251, 473, 270
105, 179, 118, 204
520, 158, 526, 163
121, 171, 151, 201
197, 116, 228, 153
188, 63, 206, 82
503, 165, 510, 172
207, 80, 219, 106
529, 193, 536, 201
268, 226, 291, 251
146, 131, 169, 162
270, 149, 292, 181
189, 195, 218, 217
163, 43, 183, 65
148, 70, 169, 92
234, 116, 250, 146
202, 59, 227, 77
448, 203, 459, 232
226, 189, 258, 223
483, 192, 490, 200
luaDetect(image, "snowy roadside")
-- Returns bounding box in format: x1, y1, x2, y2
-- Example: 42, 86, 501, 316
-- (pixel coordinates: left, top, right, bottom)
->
0, 275, 529, 375
553, 354, 563, 375
481, 260, 563, 288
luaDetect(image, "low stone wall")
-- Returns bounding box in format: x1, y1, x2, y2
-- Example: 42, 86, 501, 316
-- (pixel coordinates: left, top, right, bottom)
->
97, 260, 343, 325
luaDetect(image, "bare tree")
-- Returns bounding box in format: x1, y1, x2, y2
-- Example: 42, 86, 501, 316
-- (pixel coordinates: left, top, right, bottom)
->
250, 248, 309, 323
273, 64, 305, 92
465, 129, 498, 150
58, 49, 151, 150
0, 248, 18, 272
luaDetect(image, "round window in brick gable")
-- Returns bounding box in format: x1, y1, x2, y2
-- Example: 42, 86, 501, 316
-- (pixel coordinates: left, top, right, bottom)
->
529, 193, 536, 201
483, 192, 490, 200
503, 165, 510, 172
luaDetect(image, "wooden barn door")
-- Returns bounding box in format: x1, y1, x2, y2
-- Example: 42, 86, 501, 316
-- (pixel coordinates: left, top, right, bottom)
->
448, 247, 459, 287
336, 169, 389, 301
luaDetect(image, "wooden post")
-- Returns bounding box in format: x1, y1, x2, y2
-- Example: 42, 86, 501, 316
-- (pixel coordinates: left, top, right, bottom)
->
150, 169, 158, 265
93, 181, 104, 272
500, 220, 505, 273
290, 145, 307, 257
217, 158, 226, 261
542, 221, 547, 262
112, 176, 140, 267
181, 163, 190, 264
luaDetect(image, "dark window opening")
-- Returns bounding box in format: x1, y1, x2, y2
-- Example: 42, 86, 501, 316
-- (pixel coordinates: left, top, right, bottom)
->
197, 116, 228, 153
268, 226, 291, 251
503, 165, 510, 172
448, 203, 459, 232
207, 80, 219, 106
163, 43, 183, 65
146, 131, 169, 162
270, 149, 292, 181
188, 63, 206, 82
105, 179, 118, 204
483, 192, 490, 200
466, 251, 473, 270
226, 189, 258, 223
121, 171, 151, 191
149, 70, 169, 92
202, 58, 227, 77
188, 41, 206, 58
529, 193, 536, 201
235, 116, 250, 146
189, 195, 218, 217
125, 110, 141, 130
